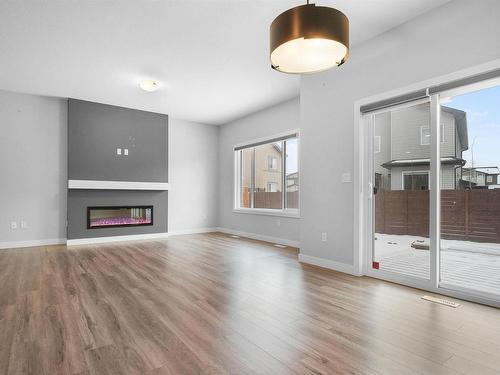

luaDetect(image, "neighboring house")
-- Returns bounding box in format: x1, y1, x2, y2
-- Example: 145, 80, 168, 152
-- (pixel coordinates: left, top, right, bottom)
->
374, 104, 468, 191
241, 142, 283, 193
286, 171, 299, 192
462, 167, 500, 189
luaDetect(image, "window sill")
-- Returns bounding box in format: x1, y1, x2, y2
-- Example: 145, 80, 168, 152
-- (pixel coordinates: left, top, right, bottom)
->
233, 208, 300, 218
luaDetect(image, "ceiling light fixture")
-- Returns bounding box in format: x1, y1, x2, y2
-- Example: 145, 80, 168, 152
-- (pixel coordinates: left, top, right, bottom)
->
139, 79, 160, 92
270, 1, 349, 74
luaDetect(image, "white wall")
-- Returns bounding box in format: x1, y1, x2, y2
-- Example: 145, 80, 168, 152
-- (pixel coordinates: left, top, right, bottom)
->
0, 90, 67, 247
218, 98, 300, 246
300, 0, 500, 270
168, 118, 219, 233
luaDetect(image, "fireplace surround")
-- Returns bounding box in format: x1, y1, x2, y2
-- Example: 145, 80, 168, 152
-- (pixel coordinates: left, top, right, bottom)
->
87, 206, 153, 229
67, 99, 168, 242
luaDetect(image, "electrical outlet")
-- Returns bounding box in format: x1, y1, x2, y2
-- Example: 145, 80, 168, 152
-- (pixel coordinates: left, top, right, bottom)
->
21, 220, 28, 229
124, 148, 129, 156
10, 221, 17, 230
321, 232, 327, 242
117, 148, 122, 155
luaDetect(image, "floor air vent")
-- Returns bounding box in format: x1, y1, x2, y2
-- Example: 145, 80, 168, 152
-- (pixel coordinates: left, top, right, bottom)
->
421, 295, 460, 308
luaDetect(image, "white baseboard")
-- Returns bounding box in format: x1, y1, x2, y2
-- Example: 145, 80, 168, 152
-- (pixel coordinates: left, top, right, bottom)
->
216, 227, 300, 248
298, 254, 356, 275
66, 228, 218, 246
67, 232, 170, 246
0, 238, 66, 250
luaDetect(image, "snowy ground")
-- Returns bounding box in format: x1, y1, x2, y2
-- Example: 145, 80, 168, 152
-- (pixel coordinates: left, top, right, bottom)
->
374, 233, 500, 296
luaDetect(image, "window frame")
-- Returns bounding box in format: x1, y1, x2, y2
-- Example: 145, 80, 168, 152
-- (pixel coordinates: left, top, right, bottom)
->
267, 182, 278, 192
401, 170, 430, 190
374, 135, 381, 153
421, 124, 444, 145
233, 130, 300, 218
267, 156, 278, 171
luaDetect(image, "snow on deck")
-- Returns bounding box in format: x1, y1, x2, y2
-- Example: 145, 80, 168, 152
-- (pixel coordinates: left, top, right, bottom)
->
374, 233, 500, 296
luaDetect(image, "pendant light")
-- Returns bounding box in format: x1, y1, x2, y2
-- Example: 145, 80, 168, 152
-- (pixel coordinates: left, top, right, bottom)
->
270, 1, 349, 74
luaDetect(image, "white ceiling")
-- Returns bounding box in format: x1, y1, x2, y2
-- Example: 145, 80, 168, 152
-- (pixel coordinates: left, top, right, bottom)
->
0, 0, 451, 125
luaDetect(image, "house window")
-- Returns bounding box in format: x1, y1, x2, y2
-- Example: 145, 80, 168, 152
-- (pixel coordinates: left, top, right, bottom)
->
374, 173, 383, 192
403, 171, 429, 190
374, 136, 381, 153
420, 124, 444, 145
234, 132, 299, 214
268, 156, 278, 170
267, 182, 278, 192
487, 175, 493, 183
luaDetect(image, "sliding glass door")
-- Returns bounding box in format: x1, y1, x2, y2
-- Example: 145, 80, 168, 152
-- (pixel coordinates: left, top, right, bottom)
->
364, 74, 500, 305
439, 84, 500, 299
369, 101, 432, 281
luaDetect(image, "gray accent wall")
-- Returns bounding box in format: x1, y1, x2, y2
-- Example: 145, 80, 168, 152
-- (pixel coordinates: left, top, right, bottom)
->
67, 99, 169, 239
68, 99, 168, 182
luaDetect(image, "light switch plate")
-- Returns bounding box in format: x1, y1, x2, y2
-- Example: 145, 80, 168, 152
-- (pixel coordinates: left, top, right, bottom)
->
10, 221, 17, 230
117, 148, 122, 155
124, 149, 129, 156
341, 172, 352, 183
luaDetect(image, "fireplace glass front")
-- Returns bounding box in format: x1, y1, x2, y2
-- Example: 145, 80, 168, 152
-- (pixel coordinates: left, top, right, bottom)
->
87, 206, 153, 229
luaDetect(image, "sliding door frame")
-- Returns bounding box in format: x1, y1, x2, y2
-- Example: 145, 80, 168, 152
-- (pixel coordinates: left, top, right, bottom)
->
354, 59, 500, 307
361, 96, 438, 292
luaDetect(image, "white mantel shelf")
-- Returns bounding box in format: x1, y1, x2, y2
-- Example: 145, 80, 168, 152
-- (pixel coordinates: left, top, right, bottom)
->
68, 180, 169, 191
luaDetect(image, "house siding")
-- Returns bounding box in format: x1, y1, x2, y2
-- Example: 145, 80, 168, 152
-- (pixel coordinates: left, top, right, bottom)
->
390, 104, 456, 160
374, 104, 460, 192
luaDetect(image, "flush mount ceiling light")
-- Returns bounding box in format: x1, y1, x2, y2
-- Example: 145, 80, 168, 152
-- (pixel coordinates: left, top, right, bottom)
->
139, 79, 160, 92
270, 1, 349, 74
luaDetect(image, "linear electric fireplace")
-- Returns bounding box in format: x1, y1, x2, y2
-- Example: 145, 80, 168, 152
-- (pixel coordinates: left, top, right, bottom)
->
87, 206, 153, 229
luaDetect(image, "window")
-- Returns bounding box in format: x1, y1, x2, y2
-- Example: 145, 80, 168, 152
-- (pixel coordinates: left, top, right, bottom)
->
403, 171, 429, 190
268, 156, 278, 170
267, 182, 278, 192
374, 136, 381, 153
487, 175, 493, 183
235, 132, 299, 214
420, 124, 444, 145
254, 142, 283, 209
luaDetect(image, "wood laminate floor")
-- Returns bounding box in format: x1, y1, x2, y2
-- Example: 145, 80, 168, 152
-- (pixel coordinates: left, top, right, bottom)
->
1, 232, 500, 375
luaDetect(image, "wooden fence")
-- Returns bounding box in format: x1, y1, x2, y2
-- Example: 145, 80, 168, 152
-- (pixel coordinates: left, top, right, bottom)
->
241, 190, 299, 209
375, 190, 500, 243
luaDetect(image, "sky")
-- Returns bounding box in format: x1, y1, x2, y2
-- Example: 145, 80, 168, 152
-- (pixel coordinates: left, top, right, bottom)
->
447, 85, 500, 168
